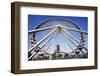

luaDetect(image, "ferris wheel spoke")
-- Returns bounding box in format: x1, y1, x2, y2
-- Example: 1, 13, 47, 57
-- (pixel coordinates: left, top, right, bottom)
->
30, 30, 57, 58
61, 31, 75, 52
62, 29, 87, 56
62, 26, 88, 34
44, 30, 59, 52
63, 28, 81, 45
44, 36, 55, 53
28, 28, 57, 53
63, 28, 88, 51
40, 30, 58, 49
29, 33, 56, 60
28, 26, 56, 33
62, 30, 78, 47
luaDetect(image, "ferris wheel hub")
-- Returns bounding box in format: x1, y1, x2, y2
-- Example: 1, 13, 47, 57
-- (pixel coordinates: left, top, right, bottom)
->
56, 24, 63, 31
56, 24, 62, 27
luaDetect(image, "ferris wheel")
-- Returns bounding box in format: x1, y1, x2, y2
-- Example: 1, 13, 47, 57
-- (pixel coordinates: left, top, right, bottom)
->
28, 18, 88, 61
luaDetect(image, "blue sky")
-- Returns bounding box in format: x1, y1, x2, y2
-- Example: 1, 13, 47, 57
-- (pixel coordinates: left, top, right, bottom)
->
28, 15, 88, 53
28, 15, 88, 31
